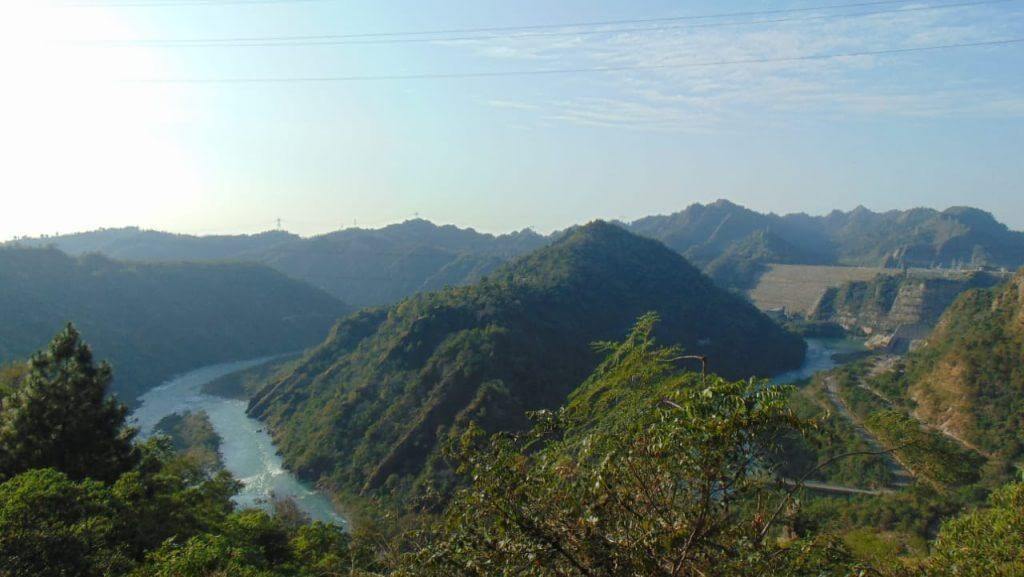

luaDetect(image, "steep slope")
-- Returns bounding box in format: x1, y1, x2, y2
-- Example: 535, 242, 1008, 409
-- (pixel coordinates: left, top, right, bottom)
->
0, 247, 348, 403
809, 271, 1003, 335
903, 270, 1024, 459
703, 229, 829, 290
11, 221, 547, 308
247, 222, 805, 506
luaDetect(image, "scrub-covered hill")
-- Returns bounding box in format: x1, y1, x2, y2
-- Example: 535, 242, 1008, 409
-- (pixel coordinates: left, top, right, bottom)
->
903, 269, 1024, 459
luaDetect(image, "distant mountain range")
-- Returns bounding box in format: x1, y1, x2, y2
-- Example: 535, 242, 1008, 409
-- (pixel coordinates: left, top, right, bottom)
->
0, 247, 348, 402
11, 201, 1023, 299
628, 200, 1024, 288
8, 221, 547, 308
246, 222, 806, 506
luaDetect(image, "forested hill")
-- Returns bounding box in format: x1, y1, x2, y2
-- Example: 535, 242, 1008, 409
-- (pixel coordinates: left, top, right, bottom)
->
629, 200, 1024, 288
9, 221, 547, 308
902, 269, 1024, 459
247, 221, 805, 507
0, 247, 349, 403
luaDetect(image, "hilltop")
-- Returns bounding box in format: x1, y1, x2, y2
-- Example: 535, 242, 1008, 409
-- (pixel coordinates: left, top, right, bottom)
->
247, 221, 805, 507
0, 247, 349, 402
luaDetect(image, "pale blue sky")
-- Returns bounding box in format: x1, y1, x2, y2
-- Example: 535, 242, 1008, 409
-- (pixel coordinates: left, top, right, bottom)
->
1, 0, 1022, 238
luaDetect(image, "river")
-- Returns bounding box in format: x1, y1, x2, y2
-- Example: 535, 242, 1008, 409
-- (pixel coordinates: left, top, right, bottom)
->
125, 338, 854, 526
771, 337, 866, 384
130, 358, 346, 527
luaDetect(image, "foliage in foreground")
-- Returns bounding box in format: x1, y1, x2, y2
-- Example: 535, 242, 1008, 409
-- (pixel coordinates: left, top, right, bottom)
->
0, 325, 373, 577
2, 321, 1024, 576
397, 314, 861, 576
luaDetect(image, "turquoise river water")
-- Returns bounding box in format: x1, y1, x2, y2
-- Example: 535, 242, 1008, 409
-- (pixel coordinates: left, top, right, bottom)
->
130, 358, 346, 526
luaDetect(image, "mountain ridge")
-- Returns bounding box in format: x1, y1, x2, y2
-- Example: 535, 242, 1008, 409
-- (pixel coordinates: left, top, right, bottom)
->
247, 221, 806, 506
11, 201, 1023, 297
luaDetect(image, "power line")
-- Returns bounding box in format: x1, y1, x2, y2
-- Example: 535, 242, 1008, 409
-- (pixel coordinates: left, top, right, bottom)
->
79, 0, 1018, 48
118, 37, 1024, 84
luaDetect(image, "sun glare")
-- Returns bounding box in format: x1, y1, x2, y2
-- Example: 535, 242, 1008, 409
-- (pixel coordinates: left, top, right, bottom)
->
0, 1, 203, 239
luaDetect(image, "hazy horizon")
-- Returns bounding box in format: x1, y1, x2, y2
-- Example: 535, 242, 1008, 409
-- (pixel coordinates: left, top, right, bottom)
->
8, 197, 1024, 241
2, 0, 1022, 238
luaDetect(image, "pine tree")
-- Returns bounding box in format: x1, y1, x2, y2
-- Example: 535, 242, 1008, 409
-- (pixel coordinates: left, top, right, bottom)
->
0, 324, 137, 482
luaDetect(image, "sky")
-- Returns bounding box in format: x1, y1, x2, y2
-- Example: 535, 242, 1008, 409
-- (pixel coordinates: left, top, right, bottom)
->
0, 0, 1022, 239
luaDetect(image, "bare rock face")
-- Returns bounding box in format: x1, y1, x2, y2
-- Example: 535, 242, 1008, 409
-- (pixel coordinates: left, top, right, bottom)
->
809, 271, 1006, 351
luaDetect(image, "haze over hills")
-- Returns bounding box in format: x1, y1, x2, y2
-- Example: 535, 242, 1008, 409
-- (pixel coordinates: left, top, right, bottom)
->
246, 221, 806, 506
0, 246, 349, 402
629, 200, 1024, 288
13, 201, 1024, 300
9, 221, 547, 308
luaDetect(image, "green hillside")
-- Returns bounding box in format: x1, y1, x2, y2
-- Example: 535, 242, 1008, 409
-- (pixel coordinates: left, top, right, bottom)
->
2, 307, 1021, 575
0, 247, 349, 403
247, 221, 805, 508
903, 269, 1024, 459
704, 229, 829, 290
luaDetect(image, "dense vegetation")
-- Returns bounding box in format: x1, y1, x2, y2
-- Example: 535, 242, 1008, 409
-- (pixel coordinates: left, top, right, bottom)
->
9, 220, 547, 308
153, 411, 223, 474
0, 246, 348, 402
0, 327, 373, 577
399, 315, 857, 575
248, 222, 806, 510
902, 269, 1024, 460
0, 319, 1019, 575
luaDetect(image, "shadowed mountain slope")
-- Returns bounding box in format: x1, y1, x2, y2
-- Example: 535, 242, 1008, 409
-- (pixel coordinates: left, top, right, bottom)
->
247, 221, 806, 506
0, 247, 349, 403
10, 221, 546, 308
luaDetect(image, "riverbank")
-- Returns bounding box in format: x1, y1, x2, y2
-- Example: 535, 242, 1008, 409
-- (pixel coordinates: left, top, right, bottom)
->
131, 358, 347, 527
771, 337, 867, 385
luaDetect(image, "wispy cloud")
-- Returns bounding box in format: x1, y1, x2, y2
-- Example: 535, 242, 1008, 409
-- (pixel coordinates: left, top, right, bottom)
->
469, 3, 1024, 131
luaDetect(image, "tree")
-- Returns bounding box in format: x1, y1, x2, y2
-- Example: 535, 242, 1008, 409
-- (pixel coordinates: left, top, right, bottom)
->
0, 468, 131, 577
921, 481, 1024, 576
0, 324, 137, 483
398, 314, 862, 577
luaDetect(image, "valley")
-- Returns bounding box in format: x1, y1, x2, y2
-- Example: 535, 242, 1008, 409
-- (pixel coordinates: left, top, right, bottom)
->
2, 204, 1023, 575
6, 2, 1022, 571
131, 358, 346, 526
